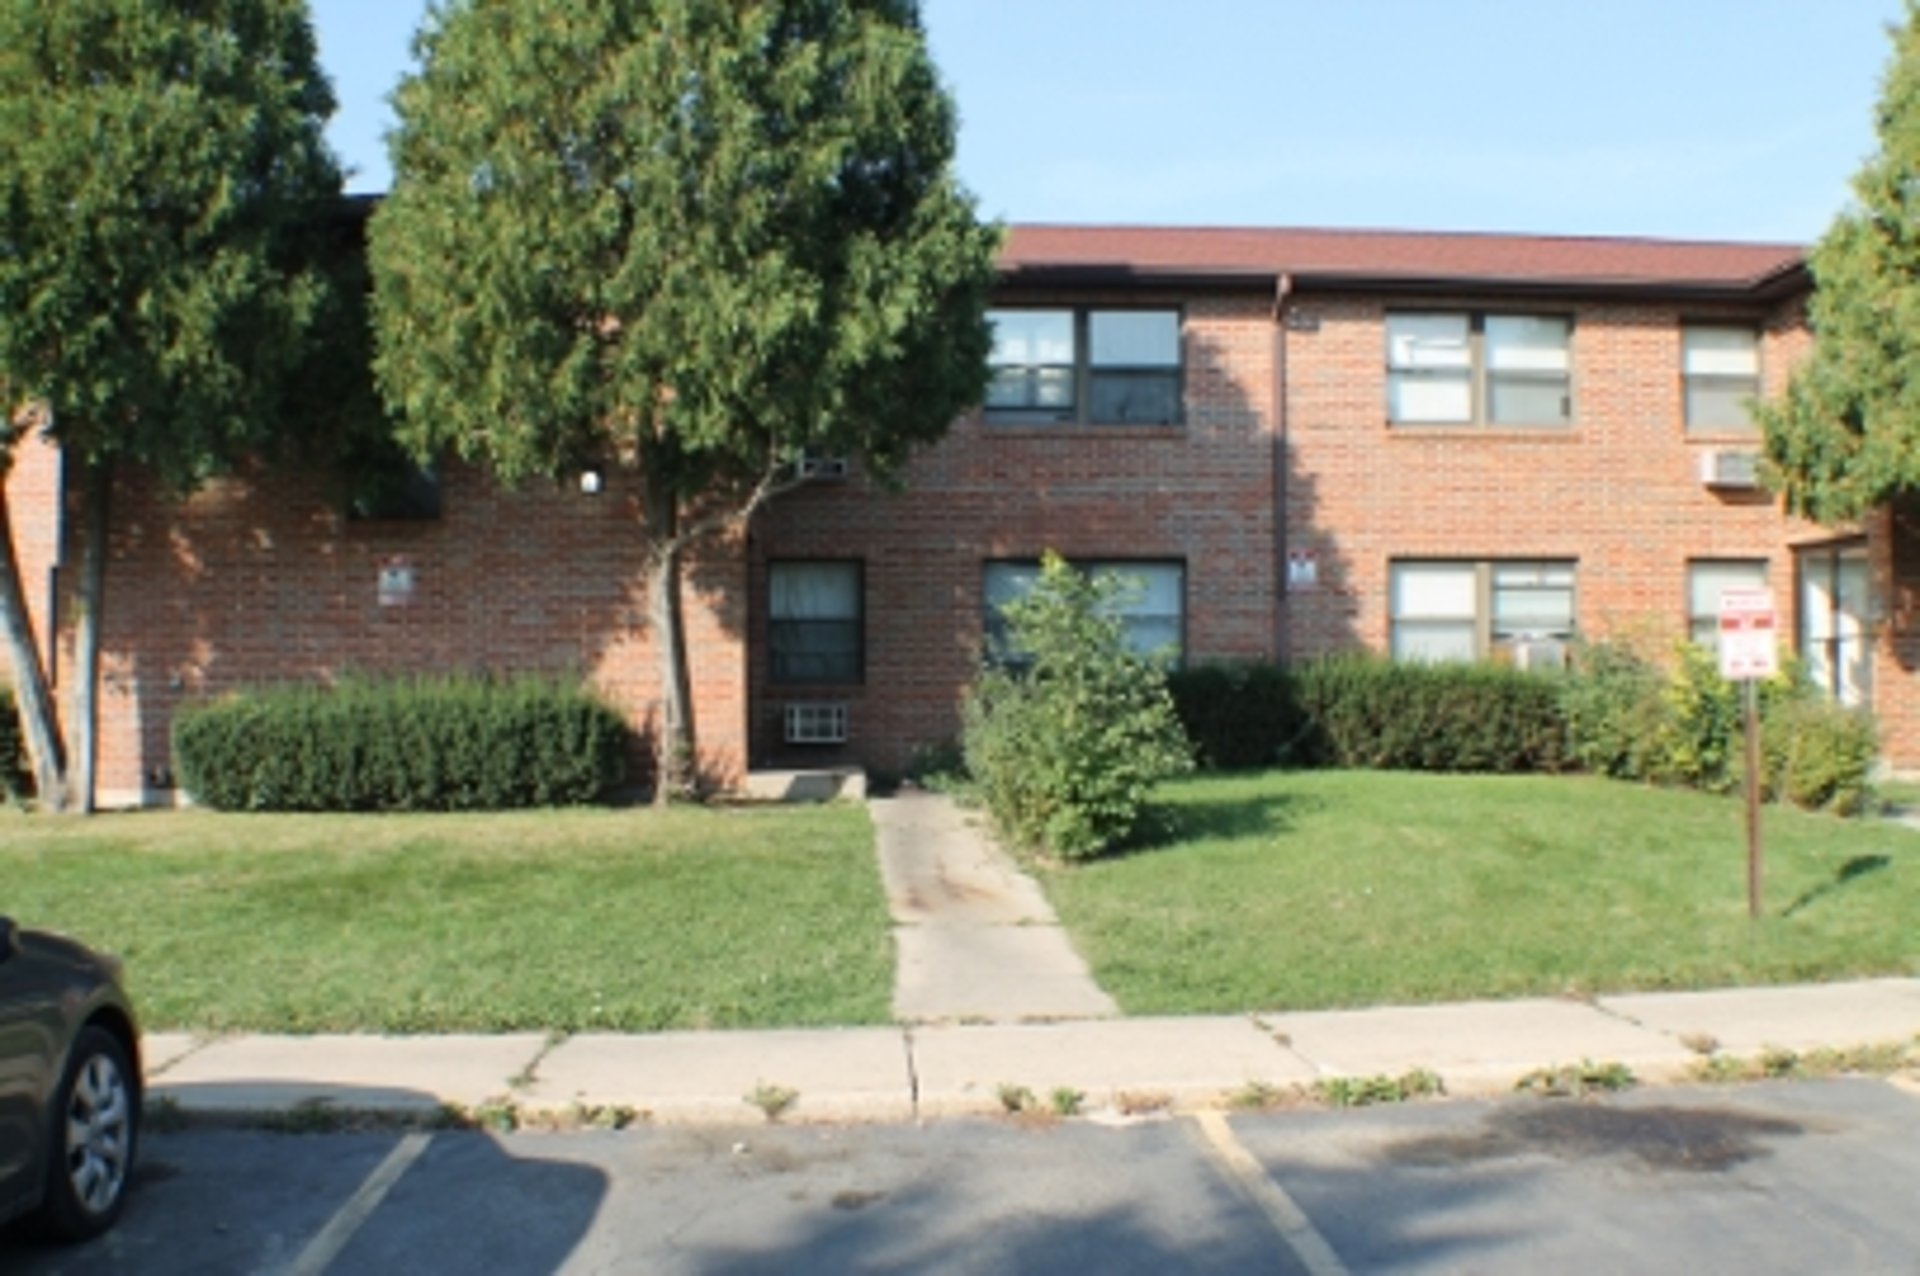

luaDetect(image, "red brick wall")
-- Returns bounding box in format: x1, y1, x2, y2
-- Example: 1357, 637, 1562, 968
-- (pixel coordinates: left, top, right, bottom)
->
748, 289, 1281, 772
2, 431, 63, 693
78, 459, 747, 804
1281, 291, 1826, 660
20, 271, 1920, 798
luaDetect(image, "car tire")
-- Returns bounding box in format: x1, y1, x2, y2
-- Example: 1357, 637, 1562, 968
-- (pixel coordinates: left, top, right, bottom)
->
37, 1025, 139, 1241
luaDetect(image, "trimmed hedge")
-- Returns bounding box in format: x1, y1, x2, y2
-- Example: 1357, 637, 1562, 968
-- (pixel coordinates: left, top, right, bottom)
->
173, 675, 630, 811
1, 685, 25, 798
1169, 656, 1567, 774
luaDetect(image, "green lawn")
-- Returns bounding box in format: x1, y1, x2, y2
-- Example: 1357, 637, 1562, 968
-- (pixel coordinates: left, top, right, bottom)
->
1037, 771, 1920, 1014
1, 804, 892, 1034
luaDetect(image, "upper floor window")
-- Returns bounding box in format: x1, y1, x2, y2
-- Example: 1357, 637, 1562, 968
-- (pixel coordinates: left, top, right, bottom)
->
986, 308, 1182, 425
1387, 312, 1571, 427
1683, 325, 1761, 434
769, 561, 863, 684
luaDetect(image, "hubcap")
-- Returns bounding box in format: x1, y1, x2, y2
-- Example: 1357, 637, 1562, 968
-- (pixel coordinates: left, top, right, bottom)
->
65, 1052, 131, 1214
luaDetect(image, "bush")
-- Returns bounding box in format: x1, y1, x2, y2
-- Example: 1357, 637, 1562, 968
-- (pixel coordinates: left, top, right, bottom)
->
1562, 638, 1876, 813
962, 554, 1193, 859
1757, 697, 1879, 814
1558, 641, 1668, 780
1166, 661, 1312, 769
1292, 655, 1568, 773
173, 674, 629, 811
0, 685, 27, 799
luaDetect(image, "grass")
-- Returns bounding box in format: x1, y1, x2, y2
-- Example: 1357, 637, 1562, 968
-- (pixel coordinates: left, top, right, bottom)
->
0, 803, 892, 1034
1037, 770, 1920, 1014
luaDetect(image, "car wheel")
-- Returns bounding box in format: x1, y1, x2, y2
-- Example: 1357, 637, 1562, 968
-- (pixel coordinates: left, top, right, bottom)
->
39, 1026, 138, 1241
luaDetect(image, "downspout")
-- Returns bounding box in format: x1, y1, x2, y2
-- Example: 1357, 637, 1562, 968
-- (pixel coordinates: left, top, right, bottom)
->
1271, 274, 1293, 664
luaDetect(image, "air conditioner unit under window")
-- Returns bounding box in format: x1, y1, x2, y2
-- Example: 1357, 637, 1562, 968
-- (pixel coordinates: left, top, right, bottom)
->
783, 702, 849, 745
1509, 638, 1569, 672
1699, 449, 1761, 489
797, 453, 850, 481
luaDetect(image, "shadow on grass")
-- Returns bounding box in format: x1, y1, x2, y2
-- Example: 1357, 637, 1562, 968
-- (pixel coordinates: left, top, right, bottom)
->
1781, 854, 1892, 919
1110, 782, 1311, 859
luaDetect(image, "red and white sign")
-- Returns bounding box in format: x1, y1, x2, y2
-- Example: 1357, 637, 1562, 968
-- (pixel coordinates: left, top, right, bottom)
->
1718, 587, 1778, 680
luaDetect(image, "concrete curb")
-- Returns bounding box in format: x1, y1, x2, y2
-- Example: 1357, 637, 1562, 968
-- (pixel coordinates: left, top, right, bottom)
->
142, 979, 1920, 1130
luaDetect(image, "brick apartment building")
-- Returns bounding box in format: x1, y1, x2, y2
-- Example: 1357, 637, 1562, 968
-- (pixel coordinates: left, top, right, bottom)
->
6, 223, 1914, 805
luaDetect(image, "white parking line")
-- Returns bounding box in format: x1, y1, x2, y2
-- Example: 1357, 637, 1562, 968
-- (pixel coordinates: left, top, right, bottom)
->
284, 1131, 433, 1276
1193, 1110, 1350, 1276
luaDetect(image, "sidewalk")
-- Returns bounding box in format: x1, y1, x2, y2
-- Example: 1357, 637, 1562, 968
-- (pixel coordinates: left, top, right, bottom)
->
142, 793, 1920, 1128
143, 979, 1920, 1127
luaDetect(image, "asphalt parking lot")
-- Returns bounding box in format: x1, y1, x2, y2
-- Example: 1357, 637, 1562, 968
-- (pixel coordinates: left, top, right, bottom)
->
5, 1078, 1918, 1274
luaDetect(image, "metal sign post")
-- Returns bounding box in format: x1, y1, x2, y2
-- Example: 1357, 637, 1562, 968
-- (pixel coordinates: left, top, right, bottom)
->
1718, 588, 1778, 921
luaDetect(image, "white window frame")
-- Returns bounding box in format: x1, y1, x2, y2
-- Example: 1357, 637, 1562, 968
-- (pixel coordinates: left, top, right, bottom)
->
984, 559, 1186, 664
1390, 559, 1577, 663
985, 307, 1184, 426
1387, 311, 1572, 427
1682, 323, 1762, 435
769, 560, 864, 685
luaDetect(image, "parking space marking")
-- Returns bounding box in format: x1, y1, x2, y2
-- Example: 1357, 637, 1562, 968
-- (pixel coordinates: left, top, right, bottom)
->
284, 1132, 433, 1276
1193, 1110, 1350, 1276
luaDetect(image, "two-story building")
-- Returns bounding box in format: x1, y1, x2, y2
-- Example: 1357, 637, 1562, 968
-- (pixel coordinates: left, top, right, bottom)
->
7, 223, 1913, 805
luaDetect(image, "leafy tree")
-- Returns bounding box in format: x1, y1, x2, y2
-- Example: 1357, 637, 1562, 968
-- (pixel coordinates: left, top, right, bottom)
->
370, 0, 997, 801
0, 0, 344, 809
1761, 3, 1920, 521
963, 554, 1194, 860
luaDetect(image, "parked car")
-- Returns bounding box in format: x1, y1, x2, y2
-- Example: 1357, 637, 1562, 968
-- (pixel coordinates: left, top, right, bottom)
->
0, 917, 141, 1241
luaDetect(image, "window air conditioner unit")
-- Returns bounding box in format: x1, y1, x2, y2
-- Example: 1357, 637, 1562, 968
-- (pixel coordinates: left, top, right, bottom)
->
1510, 639, 1569, 672
797, 453, 850, 481
1699, 449, 1761, 489
783, 702, 849, 745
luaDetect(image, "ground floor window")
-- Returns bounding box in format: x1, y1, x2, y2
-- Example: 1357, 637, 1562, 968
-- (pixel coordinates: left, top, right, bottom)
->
769, 560, 863, 684
983, 559, 1185, 663
1687, 559, 1769, 646
1389, 559, 1575, 664
1797, 542, 1871, 707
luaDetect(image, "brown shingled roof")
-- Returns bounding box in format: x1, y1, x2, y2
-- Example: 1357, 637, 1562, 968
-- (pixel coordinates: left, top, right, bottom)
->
1000, 224, 1806, 294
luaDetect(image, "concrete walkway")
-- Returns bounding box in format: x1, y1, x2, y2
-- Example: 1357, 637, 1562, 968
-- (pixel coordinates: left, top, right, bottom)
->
871, 791, 1118, 1024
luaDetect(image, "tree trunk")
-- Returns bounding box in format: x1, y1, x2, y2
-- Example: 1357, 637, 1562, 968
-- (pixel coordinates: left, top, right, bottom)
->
71, 458, 110, 813
644, 468, 695, 805
0, 479, 67, 809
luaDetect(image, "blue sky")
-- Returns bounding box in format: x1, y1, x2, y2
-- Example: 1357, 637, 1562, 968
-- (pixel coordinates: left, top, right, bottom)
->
311, 0, 1906, 243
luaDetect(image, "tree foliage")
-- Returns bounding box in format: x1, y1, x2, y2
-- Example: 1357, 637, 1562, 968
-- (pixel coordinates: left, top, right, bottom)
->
370, 0, 998, 795
0, 0, 344, 484
370, 0, 996, 491
0, 0, 345, 809
1761, 3, 1920, 521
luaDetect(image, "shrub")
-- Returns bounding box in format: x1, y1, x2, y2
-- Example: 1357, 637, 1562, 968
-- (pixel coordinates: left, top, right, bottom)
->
1756, 697, 1879, 814
173, 674, 629, 811
962, 553, 1193, 859
1562, 638, 1876, 813
1291, 655, 1567, 773
0, 685, 26, 799
1558, 641, 1668, 780
1170, 656, 1567, 775
1166, 661, 1312, 769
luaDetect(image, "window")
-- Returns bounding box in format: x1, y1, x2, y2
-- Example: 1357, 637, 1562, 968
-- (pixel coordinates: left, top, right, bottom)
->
1798, 544, 1871, 707
1387, 312, 1571, 426
1683, 325, 1761, 434
769, 561, 862, 684
984, 560, 1184, 663
985, 308, 1182, 425
1390, 560, 1575, 662
1687, 560, 1769, 646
